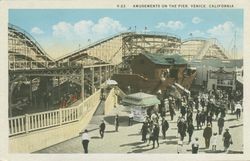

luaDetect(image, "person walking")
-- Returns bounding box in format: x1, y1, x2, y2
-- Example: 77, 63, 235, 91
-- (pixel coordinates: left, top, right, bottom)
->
217, 116, 224, 135
196, 110, 202, 130
99, 120, 106, 139
220, 107, 226, 118
200, 109, 206, 126
147, 127, 154, 146
153, 124, 160, 148
187, 109, 193, 125
191, 137, 199, 154
187, 122, 194, 143
169, 100, 175, 121
141, 122, 148, 143
180, 104, 186, 117
211, 132, 218, 152
161, 117, 169, 139
177, 118, 187, 141
81, 129, 90, 153
203, 124, 212, 149
128, 112, 134, 126
114, 114, 119, 132
206, 112, 213, 126
235, 102, 242, 120
223, 128, 233, 153
230, 100, 235, 114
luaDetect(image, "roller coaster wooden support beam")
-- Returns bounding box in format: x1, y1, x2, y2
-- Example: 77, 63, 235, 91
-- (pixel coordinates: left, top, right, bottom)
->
91, 67, 95, 94
81, 68, 85, 100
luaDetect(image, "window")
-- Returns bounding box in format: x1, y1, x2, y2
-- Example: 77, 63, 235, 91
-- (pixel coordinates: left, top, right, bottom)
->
217, 79, 223, 85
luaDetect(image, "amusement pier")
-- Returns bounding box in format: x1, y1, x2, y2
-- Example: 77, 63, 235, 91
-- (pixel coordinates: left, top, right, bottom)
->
8, 24, 243, 153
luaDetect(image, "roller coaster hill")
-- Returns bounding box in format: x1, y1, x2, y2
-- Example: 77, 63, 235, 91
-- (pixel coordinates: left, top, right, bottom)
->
8, 23, 231, 117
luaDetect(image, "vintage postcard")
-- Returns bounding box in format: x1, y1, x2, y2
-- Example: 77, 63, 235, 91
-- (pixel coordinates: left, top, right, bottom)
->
0, 0, 249, 161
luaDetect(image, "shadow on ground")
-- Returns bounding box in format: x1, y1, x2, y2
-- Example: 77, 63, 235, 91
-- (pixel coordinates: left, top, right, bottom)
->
229, 124, 243, 128
228, 150, 243, 154
105, 130, 116, 133
205, 150, 225, 153
128, 146, 156, 153
203, 149, 243, 154
91, 136, 101, 139
226, 118, 238, 122
161, 140, 178, 145
128, 133, 141, 136
186, 147, 207, 152
120, 141, 144, 147
132, 144, 149, 149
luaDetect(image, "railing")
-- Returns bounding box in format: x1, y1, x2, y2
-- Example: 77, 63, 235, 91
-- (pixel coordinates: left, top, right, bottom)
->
9, 115, 26, 135
9, 90, 101, 136
135, 31, 181, 40
104, 88, 116, 114
28, 110, 61, 132
79, 89, 101, 119
9, 61, 57, 70
114, 86, 126, 98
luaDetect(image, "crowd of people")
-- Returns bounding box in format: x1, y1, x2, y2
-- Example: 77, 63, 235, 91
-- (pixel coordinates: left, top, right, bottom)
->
137, 88, 242, 153
81, 88, 242, 154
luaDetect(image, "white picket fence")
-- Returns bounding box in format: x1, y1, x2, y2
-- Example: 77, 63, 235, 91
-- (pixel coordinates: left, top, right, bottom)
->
9, 90, 101, 136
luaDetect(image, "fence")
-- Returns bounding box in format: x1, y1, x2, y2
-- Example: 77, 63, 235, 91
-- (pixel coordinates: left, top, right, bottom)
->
9, 61, 57, 70
9, 89, 101, 136
114, 86, 126, 98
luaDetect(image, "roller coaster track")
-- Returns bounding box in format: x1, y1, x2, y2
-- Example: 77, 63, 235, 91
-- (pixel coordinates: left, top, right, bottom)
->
9, 24, 53, 62
181, 38, 229, 61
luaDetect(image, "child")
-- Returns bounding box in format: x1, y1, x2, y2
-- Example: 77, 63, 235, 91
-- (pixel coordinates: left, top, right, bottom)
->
211, 132, 218, 151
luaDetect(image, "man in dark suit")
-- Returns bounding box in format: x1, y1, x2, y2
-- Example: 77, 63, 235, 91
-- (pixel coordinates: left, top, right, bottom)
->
203, 124, 212, 148
99, 120, 106, 138
153, 124, 160, 148
218, 117, 224, 135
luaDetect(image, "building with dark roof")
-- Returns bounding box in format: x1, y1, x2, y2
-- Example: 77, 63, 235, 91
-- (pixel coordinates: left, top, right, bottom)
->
113, 53, 196, 94
131, 53, 188, 80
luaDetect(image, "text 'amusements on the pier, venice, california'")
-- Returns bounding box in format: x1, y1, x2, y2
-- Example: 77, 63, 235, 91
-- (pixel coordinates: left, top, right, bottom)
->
116, 4, 234, 8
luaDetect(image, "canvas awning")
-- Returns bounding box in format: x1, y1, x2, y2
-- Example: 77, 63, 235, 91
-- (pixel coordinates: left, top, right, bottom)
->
106, 79, 118, 85
122, 92, 160, 107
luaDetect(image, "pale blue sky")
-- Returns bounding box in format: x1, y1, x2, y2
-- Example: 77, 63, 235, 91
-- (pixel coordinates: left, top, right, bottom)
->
9, 9, 243, 59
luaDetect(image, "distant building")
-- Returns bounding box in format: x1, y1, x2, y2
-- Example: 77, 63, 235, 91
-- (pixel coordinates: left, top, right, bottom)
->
113, 53, 196, 94
207, 67, 236, 91
189, 59, 243, 91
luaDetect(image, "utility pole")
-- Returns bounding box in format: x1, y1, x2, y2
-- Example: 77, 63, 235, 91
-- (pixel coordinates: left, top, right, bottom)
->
233, 31, 237, 60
